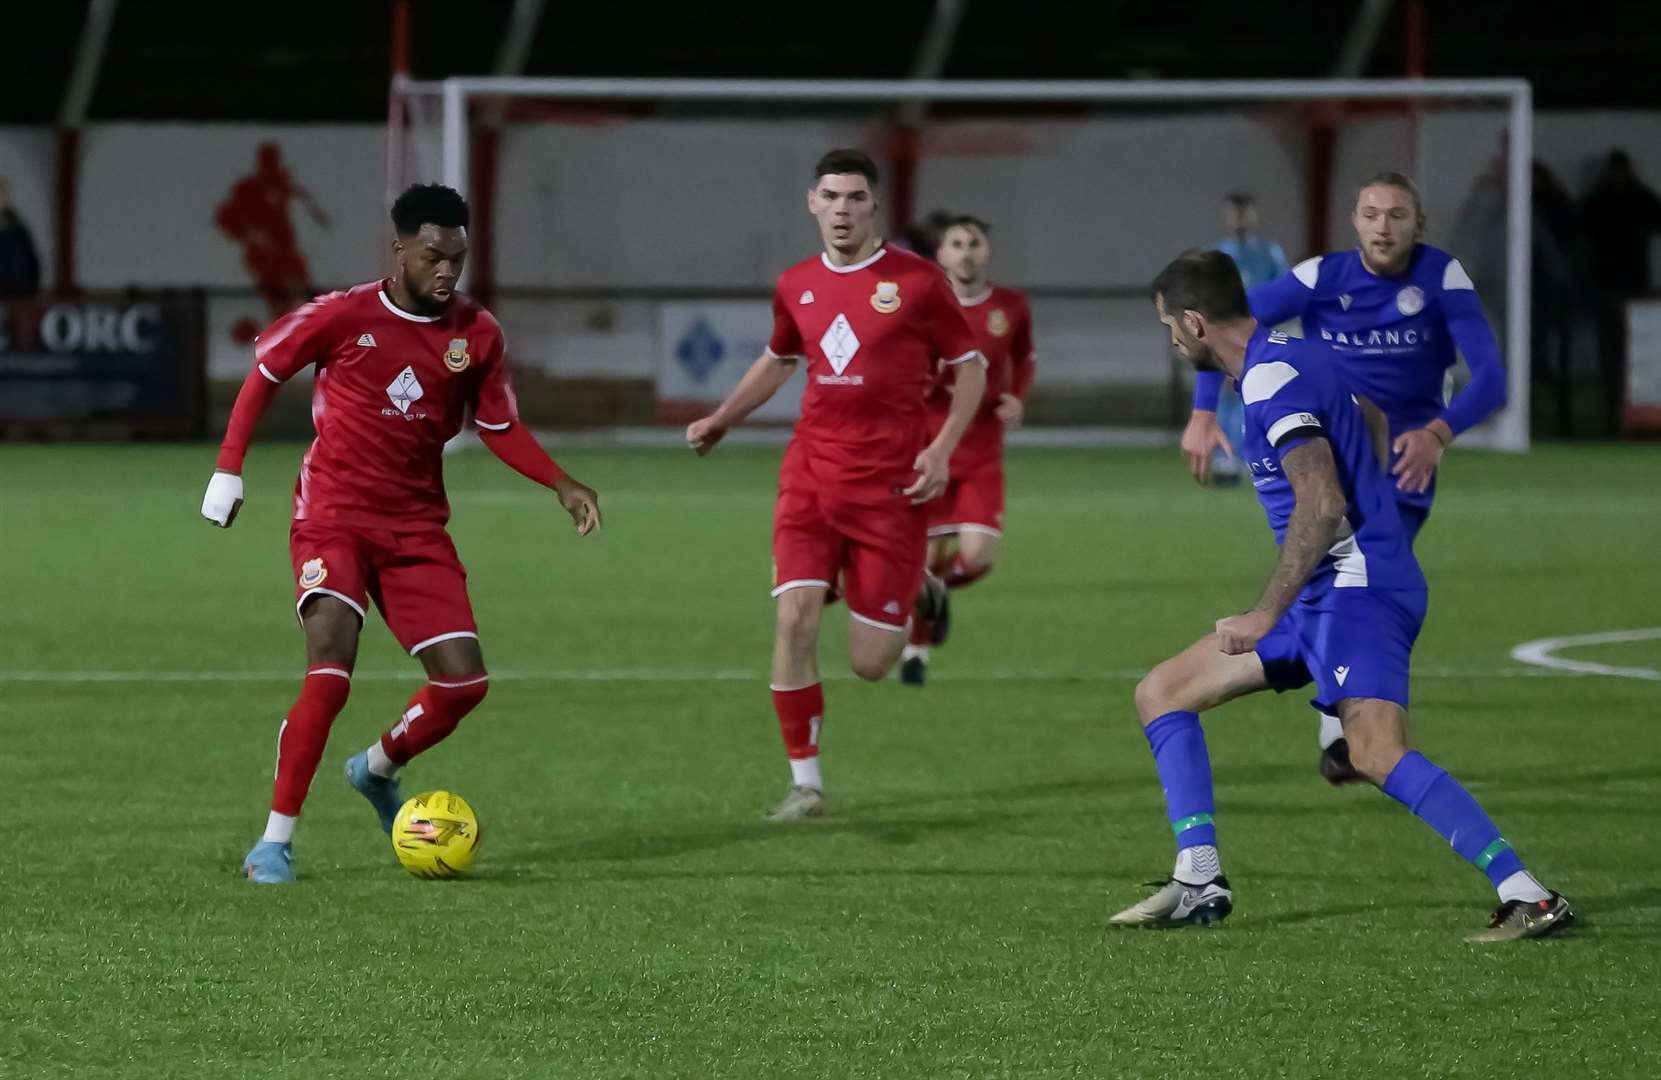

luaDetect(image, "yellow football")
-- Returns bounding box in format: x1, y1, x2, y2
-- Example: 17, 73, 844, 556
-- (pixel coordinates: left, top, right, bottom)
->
391, 790, 481, 879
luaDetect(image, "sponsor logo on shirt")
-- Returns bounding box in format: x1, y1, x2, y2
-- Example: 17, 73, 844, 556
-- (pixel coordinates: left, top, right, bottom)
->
799, 290, 815, 305
443, 337, 471, 373
1320, 327, 1433, 348
819, 314, 860, 375
384, 365, 426, 418
883, 601, 902, 615
1338, 294, 1353, 311
1396, 286, 1425, 316
1334, 665, 1351, 686
987, 309, 1009, 337
357, 333, 377, 347
1268, 330, 1290, 345
870, 281, 902, 314
299, 557, 327, 589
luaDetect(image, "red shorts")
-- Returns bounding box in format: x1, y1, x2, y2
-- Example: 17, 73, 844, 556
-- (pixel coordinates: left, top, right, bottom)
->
925, 458, 1005, 539
290, 519, 477, 655
772, 484, 928, 632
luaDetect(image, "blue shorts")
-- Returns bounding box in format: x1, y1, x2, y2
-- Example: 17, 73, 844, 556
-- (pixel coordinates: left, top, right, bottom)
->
1255, 588, 1428, 711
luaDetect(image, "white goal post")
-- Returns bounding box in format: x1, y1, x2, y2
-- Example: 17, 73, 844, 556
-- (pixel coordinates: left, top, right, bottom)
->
392, 76, 1532, 450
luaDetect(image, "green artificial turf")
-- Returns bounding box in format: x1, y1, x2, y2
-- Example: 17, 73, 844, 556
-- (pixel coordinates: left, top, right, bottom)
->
2, 441, 1657, 1078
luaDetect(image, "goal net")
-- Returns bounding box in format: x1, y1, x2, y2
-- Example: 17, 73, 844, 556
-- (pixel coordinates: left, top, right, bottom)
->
391, 78, 1532, 449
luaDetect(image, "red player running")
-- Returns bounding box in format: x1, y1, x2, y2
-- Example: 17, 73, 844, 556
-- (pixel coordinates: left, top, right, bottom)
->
686, 150, 987, 821
901, 213, 1036, 685
215, 142, 331, 324
202, 183, 602, 884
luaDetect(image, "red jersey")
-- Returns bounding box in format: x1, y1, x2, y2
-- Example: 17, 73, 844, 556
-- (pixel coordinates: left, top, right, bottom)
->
252, 280, 519, 530
768, 245, 978, 492
925, 285, 1035, 472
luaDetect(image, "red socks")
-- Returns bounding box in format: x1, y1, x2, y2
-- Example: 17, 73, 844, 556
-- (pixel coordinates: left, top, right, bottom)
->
268, 669, 490, 817
771, 683, 824, 760
380, 675, 490, 766
271, 666, 354, 816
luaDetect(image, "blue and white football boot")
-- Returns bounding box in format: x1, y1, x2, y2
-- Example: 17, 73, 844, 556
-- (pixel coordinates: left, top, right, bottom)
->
344, 750, 403, 835
241, 840, 295, 884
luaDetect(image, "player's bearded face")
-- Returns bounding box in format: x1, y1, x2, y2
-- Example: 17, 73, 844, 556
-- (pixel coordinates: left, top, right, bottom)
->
397, 225, 469, 312
1157, 299, 1219, 370
809, 175, 877, 254
1353, 186, 1422, 276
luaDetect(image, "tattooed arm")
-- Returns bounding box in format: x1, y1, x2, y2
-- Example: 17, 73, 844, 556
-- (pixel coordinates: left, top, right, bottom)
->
1215, 438, 1347, 654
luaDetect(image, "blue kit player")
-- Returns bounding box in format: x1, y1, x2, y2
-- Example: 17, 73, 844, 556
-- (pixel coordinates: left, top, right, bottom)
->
1112, 249, 1570, 942
1181, 172, 1508, 784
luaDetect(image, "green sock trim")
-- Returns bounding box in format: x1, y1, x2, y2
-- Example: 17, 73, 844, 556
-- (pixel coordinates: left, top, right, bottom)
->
1474, 837, 1512, 870
1171, 813, 1214, 837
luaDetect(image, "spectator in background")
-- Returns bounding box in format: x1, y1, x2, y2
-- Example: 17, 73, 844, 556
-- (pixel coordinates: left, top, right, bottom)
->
1581, 149, 1661, 432
1530, 160, 1581, 434
1207, 192, 1289, 484
1450, 149, 1509, 331
0, 177, 42, 297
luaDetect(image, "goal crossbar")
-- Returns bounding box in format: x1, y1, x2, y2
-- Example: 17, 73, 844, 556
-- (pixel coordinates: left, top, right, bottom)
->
394, 76, 1532, 450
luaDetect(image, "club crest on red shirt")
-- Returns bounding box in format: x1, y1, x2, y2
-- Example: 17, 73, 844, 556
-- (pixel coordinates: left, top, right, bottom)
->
443, 337, 471, 373
987, 309, 1009, 337
870, 281, 902, 314
299, 557, 327, 589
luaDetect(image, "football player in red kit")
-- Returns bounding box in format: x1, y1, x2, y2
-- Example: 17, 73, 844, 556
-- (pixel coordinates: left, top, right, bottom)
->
686, 149, 986, 821
202, 183, 602, 883
901, 214, 1035, 685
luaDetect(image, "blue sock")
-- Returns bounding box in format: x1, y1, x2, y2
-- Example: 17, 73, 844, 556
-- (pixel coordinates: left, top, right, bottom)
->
1382, 751, 1525, 886
1143, 711, 1217, 850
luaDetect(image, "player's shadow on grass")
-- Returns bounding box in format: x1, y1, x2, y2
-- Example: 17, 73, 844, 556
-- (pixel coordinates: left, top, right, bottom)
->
535, 864, 1116, 885
850, 774, 1127, 814
519, 805, 1066, 865
852, 765, 1336, 817
1243, 897, 1473, 929
1459, 765, 1660, 789
1241, 886, 1661, 934
524, 822, 774, 863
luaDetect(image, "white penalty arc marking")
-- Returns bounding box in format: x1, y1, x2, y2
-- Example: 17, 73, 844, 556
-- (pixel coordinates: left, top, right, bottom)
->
1510, 628, 1661, 682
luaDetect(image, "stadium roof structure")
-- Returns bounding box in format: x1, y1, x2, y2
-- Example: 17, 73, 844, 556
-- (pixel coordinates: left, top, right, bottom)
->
5, 0, 1658, 124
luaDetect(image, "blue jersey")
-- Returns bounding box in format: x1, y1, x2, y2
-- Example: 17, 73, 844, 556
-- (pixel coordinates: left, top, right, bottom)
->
1212, 235, 1289, 289
1196, 244, 1506, 510
1239, 326, 1425, 600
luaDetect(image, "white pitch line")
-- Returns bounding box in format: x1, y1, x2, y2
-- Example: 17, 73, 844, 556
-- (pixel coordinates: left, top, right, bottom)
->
1510, 628, 1661, 682
0, 669, 759, 684
0, 665, 1612, 685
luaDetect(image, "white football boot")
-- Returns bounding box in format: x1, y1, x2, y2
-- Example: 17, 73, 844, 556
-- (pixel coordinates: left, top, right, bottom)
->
1108, 876, 1233, 928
